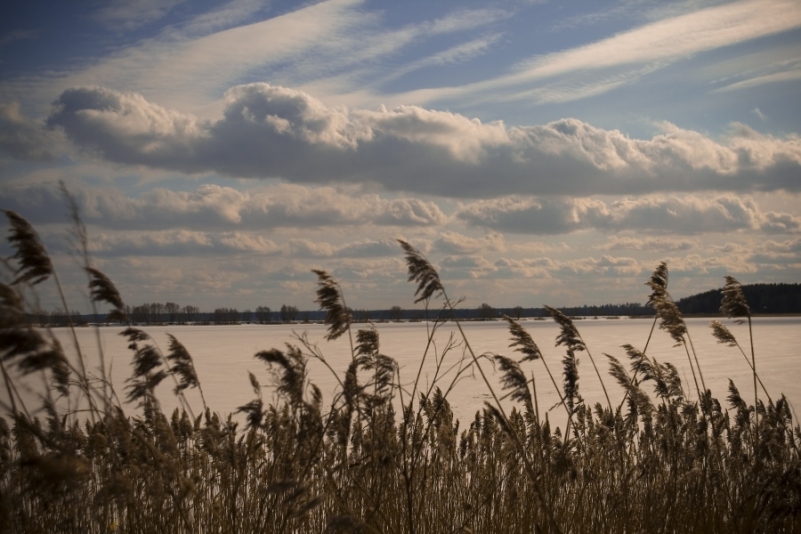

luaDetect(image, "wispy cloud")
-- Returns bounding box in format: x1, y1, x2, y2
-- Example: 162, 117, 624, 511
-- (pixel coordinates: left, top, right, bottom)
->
376, 34, 503, 87
92, 0, 188, 31
400, 0, 801, 106
1, 1, 511, 116
0, 29, 40, 46
714, 69, 801, 93
512, 0, 801, 81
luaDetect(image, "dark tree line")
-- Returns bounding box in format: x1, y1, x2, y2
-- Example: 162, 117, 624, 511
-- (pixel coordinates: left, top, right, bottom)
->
72, 302, 306, 325
677, 283, 801, 314
128, 303, 200, 324
36, 283, 799, 327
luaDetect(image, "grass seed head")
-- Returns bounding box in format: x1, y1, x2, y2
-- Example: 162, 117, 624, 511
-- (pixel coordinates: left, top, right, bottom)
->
3, 210, 53, 286
398, 240, 443, 303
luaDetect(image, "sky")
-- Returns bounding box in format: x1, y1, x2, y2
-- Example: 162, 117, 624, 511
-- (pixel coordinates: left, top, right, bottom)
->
0, 0, 800, 313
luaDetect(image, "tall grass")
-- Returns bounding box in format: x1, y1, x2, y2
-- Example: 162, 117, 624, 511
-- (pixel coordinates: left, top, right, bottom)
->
1, 210, 799, 533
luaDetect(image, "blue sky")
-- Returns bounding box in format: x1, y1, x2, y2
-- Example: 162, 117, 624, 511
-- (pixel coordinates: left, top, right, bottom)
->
1, 0, 800, 312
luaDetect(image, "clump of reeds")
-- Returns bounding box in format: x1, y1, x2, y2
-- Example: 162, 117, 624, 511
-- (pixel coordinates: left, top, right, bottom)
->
1, 205, 800, 533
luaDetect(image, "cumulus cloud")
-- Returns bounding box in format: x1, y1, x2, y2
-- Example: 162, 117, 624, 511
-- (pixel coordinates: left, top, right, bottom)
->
433, 231, 506, 254
76, 230, 405, 260
0, 103, 55, 161
0, 182, 446, 230
594, 236, 697, 252
746, 237, 801, 267
457, 194, 801, 234
46, 84, 801, 197
288, 238, 400, 259
86, 230, 280, 257
437, 253, 646, 281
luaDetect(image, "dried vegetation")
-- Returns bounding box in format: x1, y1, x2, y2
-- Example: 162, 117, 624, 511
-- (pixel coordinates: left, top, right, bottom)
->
1, 211, 800, 533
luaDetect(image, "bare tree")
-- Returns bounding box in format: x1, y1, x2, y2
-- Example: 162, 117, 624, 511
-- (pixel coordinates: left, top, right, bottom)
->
182, 305, 200, 323
280, 304, 299, 323
353, 309, 371, 322
478, 303, 496, 320
255, 306, 272, 324
512, 305, 524, 320
165, 302, 180, 323
388, 305, 403, 322
213, 307, 240, 324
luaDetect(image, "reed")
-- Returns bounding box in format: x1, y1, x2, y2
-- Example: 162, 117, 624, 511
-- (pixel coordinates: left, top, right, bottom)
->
0, 209, 799, 533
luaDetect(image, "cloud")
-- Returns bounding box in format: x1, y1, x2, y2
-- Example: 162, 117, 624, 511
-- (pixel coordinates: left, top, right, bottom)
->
437, 253, 646, 281
432, 231, 506, 255
512, 0, 801, 81
746, 237, 801, 266
0, 29, 40, 46
377, 34, 503, 85
0, 102, 55, 161
3, 1, 511, 116
47, 85, 801, 197
93, 0, 188, 31
0, 181, 446, 230
289, 238, 400, 259
713, 69, 801, 93
401, 0, 801, 105
457, 194, 801, 234
86, 230, 280, 257
74, 230, 404, 260
593, 236, 697, 252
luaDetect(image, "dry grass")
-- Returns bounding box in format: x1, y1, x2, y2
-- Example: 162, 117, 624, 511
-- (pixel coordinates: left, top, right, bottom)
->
1, 211, 800, 533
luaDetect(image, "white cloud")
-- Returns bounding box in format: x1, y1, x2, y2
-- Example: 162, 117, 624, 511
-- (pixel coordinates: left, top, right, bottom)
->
2, 0, 371, 113
714, 69, 801, 93
46, 85, 801, 196
433, 231, 506, 255
376, 34, 504, 86
396, 0, 801, 106
457, 194, 801, 234
1, 1, 514, 117
93, 0, 188, 31
513, 0, 801, 80
0, 102, 57, 161
87, 230, 280, 256
594, 236, 698, 252
0, 181, 446, 230
77, 230, 406, 260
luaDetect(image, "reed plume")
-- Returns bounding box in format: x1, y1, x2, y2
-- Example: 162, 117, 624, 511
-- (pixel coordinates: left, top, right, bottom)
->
166, 334, 205, 409
545, 305, 610, 410
86, 267, 128, 323
312, 270, 351, 342
398, 240, 442, 303
720, 275, 758, 438
3, 210, 53, 286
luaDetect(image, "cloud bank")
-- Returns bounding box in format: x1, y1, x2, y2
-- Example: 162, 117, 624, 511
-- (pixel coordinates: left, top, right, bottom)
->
0, 182, 446, 230
456, 195, 801, 235
47, 84, 801, 197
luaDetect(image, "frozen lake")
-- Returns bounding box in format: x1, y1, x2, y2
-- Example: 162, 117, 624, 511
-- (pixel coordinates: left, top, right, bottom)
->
6, 316, 801, 432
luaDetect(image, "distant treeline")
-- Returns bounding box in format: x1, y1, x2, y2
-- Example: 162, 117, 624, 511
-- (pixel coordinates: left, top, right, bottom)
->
31, 283, 800, 326
677, 283, 801, 315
